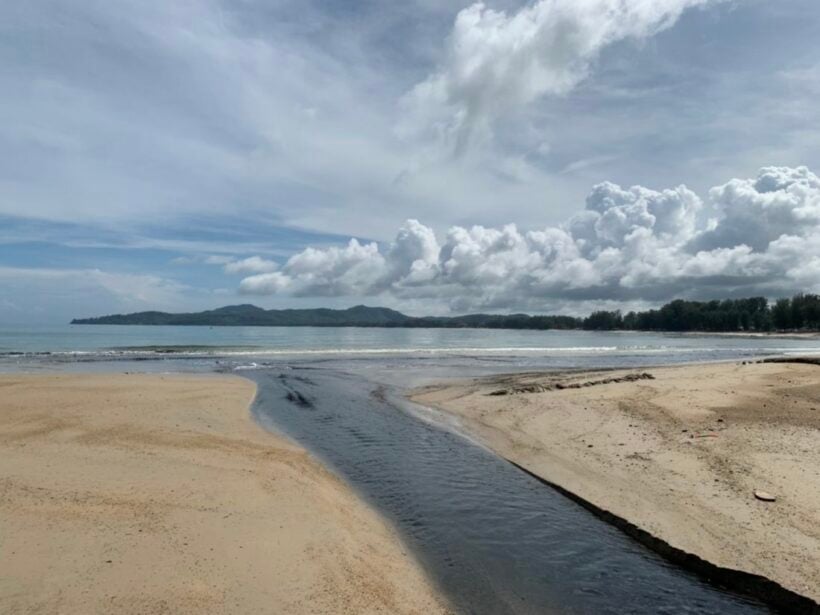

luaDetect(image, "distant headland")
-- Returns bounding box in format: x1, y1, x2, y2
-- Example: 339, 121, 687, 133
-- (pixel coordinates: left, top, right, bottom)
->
72, 294, 820, 332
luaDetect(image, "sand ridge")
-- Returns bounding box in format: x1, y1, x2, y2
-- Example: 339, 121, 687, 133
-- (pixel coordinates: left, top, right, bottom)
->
0, 373, 449, 614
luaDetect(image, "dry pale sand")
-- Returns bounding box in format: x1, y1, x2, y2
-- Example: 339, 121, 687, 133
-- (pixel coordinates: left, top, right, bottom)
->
411, 360, 820, 603
0, 373, 449, 615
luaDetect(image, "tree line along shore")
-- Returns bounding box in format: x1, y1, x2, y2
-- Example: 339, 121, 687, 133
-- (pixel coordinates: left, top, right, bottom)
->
582, 294, 820, 332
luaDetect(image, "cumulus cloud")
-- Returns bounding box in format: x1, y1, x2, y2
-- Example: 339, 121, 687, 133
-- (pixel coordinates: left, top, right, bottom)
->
239, 219, 443, 297
238, 166, 820, 311
403, 0, 717, 151
696, 165, 820, 251
240, 240, 385, 297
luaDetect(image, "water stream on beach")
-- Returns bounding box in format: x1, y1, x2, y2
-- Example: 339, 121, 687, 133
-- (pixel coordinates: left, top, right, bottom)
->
247, 357, 773, 615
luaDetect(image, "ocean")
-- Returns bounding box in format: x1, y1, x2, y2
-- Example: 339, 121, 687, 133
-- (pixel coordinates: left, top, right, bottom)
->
2, 324, 820, 367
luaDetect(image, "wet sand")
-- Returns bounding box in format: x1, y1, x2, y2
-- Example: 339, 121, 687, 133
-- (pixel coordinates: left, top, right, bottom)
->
0, 373, 449, 614
411, 360, 820, 603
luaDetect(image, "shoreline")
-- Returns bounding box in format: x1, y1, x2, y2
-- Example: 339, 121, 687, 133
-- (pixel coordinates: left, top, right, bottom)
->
410, 359, 820, 610
0, 372, 449, 614
677, 331, 820, 340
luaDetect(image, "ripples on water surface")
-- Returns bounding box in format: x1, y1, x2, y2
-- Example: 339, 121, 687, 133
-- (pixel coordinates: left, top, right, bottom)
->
3, 324, 820, 360
249, 364, 771, 614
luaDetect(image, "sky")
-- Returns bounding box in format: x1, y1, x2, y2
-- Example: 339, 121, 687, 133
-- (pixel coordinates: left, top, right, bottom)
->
2, 0, 820, 323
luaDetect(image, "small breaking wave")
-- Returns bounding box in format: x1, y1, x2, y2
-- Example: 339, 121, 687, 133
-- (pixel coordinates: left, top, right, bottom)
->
1, 345, 637, 360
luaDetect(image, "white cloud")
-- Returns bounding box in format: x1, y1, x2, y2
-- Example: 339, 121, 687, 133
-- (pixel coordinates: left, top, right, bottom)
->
240, 239, 386, 297
403, 0, 718, 152
238, 219, 443, 296
696, 165, 820, 251
385, 219, 441, 285
238, 166, 820, 311
172, 254, 280, 274
223, 256, 279, 274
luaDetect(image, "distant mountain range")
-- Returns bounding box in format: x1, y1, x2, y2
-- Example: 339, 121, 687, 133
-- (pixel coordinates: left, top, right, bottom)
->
70, 304, 580, 329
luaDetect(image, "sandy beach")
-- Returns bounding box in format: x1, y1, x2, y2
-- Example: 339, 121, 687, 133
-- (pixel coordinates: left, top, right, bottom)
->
0, 373, 449, 614
411, 360, 820, 604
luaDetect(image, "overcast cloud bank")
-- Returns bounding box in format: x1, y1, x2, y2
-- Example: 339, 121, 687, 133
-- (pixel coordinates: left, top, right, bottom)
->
239, 166, 820, 311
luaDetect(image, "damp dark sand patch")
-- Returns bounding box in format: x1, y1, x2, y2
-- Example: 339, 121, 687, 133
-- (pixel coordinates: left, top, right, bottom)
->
488, 371, 655, 395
